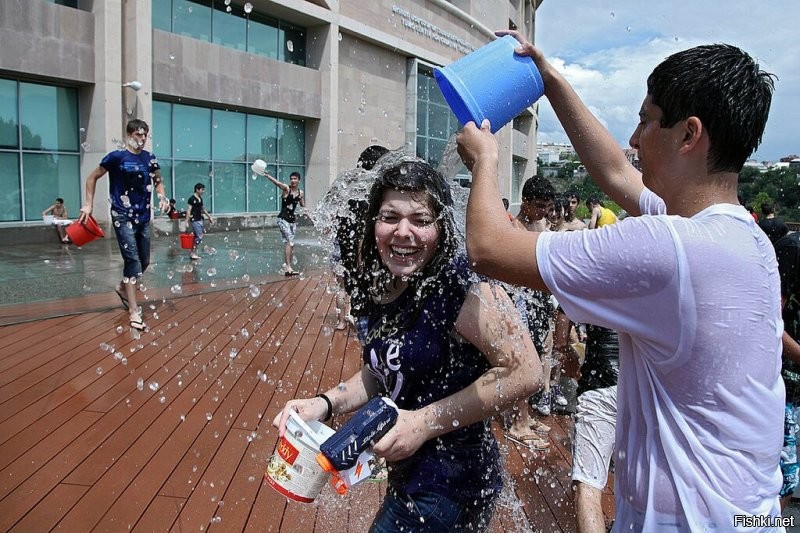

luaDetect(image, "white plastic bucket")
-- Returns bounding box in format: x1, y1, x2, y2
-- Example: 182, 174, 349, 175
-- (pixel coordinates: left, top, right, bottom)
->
251, 159, 267, 176
265, 411, 335, 503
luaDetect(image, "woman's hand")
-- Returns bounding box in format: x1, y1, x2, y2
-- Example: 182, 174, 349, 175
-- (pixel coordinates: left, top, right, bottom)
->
272, 397, 329, 438
371, 408, 431, 462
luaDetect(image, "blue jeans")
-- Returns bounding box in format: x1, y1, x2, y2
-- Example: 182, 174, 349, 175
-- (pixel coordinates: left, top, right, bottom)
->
191, 220, 204, 246
369, 488, 495, 532
111, 210, 151, 280
781, 403, 799, 498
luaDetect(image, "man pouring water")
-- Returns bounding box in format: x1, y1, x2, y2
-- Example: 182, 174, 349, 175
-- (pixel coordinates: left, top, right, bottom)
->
458, 31, 784, 531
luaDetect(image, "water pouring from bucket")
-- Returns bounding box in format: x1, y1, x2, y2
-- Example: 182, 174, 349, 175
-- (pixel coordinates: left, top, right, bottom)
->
434, 35, 545, 134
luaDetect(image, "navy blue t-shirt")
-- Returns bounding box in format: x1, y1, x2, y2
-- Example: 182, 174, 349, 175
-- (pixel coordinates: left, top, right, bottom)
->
362, 256, 502, 504
100, 149, 160, 223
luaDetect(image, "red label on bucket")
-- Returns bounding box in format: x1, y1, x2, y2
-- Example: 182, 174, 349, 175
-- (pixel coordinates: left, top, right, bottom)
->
277, 437, 299, 464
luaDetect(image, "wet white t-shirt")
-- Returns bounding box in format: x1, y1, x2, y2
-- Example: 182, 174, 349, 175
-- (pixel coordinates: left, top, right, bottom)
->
537, 188, 785, 531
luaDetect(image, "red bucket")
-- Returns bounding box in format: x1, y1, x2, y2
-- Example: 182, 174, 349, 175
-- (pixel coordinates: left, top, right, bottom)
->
180, 233, 194, 249
66, 216, 105, 246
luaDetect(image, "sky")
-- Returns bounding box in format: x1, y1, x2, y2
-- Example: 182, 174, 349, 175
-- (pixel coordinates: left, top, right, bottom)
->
534, 0, 799, 162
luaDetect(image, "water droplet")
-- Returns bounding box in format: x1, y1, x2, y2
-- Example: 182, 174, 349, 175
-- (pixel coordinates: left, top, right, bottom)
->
116, 326, 124, 333
137, 378, 144, 391
244, 2, 253, 14
206, 412, 213, 421
249, 285, 261, 298
149, 381, 160, 391
96, 367, 103, 375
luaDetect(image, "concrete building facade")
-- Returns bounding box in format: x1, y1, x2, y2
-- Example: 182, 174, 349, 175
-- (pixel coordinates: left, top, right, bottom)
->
0, 0, 541, 239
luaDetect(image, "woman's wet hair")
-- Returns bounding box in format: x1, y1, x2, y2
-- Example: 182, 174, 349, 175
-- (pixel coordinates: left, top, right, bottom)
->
356, 159, 457, 327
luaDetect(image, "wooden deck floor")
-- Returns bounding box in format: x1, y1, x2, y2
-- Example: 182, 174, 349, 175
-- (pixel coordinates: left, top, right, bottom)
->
0, 274, 613, 532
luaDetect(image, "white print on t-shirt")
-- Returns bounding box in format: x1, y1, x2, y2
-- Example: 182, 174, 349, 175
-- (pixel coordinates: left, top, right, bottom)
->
369, 342, 404, 401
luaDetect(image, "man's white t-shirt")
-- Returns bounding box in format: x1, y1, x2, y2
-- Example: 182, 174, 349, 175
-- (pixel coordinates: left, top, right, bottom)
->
537, 188, 785, 531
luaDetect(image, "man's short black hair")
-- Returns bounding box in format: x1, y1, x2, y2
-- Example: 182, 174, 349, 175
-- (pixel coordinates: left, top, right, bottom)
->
194, 183, 205, 192
126, 118, 149, 135
357, 145, 390, 170
521, 175, 555, 203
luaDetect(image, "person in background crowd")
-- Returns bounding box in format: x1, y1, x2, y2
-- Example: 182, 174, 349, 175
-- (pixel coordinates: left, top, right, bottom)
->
42, 197, 70, 243
265, 171, 305, 275
759, 202, 789, 244
79, 118, 168, 331
775, 231, 800, 509
586, 197, 617, 229
185, 183, 213, 261
564, 192, 588, 231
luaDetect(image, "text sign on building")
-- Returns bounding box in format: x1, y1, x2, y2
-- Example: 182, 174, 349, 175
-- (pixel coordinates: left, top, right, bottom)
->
392, 6, 475, 54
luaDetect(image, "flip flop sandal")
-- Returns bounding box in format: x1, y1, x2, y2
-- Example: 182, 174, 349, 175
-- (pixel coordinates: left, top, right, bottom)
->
115, 286, 129, 310
130, 317, 146, 331
530, 420, 551, 434
506, 432, 550, 451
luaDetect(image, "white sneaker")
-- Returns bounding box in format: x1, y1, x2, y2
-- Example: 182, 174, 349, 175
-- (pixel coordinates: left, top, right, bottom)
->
190, 253, 200, 260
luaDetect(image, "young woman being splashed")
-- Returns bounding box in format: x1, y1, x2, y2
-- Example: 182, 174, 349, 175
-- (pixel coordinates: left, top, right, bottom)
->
274, 157, 542, 531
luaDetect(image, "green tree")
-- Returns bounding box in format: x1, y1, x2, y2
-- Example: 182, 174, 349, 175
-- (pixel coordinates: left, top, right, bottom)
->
739, 167, 800, 222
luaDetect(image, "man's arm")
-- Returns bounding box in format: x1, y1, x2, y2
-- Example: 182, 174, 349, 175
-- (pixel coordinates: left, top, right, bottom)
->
497, 30, 645, 216
152, 169, 169, 214
79, 166, 108, 223
42, 205, 54, 217
457, 120, 548, 291
265, 173, 289, 194
202, 206, 214, 224
588, 206, 600, 229
784, 331, 800, 366
184, 199, 192, 227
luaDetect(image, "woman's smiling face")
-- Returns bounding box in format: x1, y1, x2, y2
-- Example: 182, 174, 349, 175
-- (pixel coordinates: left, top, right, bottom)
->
374, 188, 441, 278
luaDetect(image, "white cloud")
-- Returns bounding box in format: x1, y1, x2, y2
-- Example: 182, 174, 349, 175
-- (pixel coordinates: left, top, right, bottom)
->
534, 0, 799, 161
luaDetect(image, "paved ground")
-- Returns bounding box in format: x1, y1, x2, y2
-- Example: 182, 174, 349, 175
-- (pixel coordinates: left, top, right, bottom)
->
0, 225, 326, 306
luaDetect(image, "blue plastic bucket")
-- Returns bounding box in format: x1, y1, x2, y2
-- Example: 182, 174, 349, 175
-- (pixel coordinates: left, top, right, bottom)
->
434, 35, 545, 134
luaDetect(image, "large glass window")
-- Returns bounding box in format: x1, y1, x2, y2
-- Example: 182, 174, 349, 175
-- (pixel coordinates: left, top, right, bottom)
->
173, 0, 212, 41
154, 101, 304, 215
212, 0, 246, 51
22, 153, 80, 221
0, 152, 21, 221
44, 0, 79, 7
20, 83, 79, 151
0, 78, 80, 222
212, 109, 245, 161
248, 13, 280, 61
0, 78, 18, 148
153, 1, 305, 66
173, 104, 211, 160
416, 67, 466, 181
